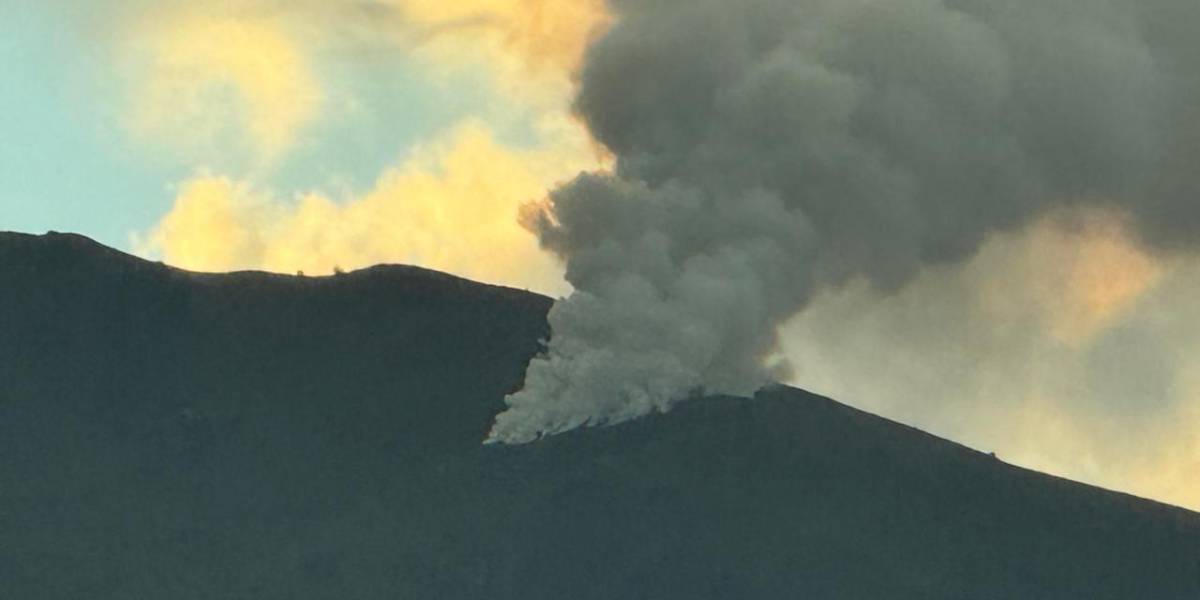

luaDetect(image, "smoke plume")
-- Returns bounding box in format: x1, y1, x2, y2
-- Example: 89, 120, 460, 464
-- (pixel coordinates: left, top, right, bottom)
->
487, 0, 1200, 443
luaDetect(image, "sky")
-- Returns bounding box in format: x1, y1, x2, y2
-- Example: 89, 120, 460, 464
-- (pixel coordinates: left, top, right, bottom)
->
2, 1, 1197, 510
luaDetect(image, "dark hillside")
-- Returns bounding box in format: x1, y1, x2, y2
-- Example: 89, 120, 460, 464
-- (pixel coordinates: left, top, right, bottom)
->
1, 232, 1198, 599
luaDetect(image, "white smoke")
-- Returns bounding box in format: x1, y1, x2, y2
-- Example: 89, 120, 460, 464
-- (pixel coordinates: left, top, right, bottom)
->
487, 0, 1200, 443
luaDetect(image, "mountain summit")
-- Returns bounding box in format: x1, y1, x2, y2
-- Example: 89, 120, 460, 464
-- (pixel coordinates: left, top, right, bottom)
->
2, 231, 1198, 599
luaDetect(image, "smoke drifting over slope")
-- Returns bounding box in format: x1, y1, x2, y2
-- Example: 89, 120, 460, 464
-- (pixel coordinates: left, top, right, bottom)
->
488, 0, 1200, 443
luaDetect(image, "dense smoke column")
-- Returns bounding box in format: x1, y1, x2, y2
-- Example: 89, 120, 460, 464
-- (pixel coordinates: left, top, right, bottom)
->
487, 0, 1200, 444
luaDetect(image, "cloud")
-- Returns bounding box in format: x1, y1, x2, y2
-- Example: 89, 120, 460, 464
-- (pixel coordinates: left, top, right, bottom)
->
490, 0, 1200, 444
124, 0, 611, 291
780, 209, 1200, 509
138, 175, 274, 269
397, 0, 610, 89
124, 12, 322, 163
117, 0, 609, 160
139, 119, 600, 295
972, 209, 1164, 345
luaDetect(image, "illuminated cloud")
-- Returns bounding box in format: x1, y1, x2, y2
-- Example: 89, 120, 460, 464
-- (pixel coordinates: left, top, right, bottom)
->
125, 13, 322, 163
781, 208, 1198, 510
1009, 392, 1200, 511
398, 0, 610, 91
122, 0, 610, 292
118, 0, 609, 161
973, 209, 1165, 345
139, 175, 273, 270
140, 119, 600, 295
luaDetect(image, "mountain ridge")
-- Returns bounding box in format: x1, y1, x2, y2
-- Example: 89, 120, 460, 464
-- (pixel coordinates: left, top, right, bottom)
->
1, 231, 1198, 599
0, 230, 547, 295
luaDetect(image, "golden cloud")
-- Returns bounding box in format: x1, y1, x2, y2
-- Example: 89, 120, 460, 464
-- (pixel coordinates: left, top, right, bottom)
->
399, 0, 610, 74
117, 0, 611, 163
140, 175, 273, 269
140, 119, 603, 295
122, 0, 613, 292
126, 13, 322, 163
1007, 391, 1200, 511
779, 205, 1194, 510
975, 208, 1165, 345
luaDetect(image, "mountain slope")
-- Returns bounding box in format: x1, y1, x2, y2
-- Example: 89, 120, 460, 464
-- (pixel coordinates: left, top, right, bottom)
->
1, 231, 1198, 599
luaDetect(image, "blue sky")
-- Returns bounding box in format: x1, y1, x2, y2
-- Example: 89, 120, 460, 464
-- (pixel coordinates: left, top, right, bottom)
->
0, 5, 180, 247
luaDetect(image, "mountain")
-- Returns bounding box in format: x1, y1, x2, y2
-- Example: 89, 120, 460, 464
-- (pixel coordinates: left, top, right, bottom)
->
1, 231, 1198, 599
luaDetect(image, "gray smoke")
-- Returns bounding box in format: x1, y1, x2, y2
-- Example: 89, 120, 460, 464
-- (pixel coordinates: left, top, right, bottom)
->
486, 0, 1200, 443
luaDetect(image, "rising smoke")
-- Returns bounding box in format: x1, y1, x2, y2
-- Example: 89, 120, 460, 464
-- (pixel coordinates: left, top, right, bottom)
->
487, 0, 1200, 443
